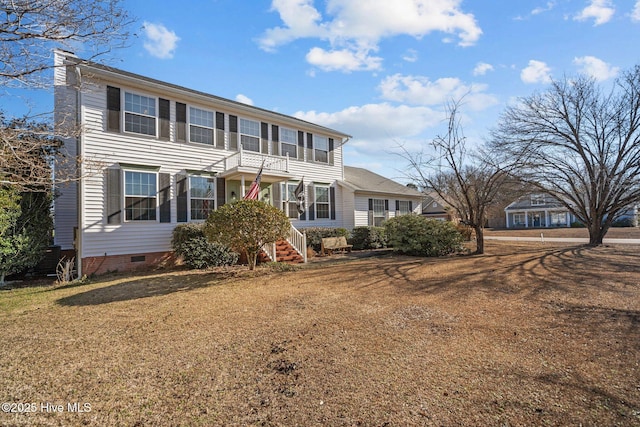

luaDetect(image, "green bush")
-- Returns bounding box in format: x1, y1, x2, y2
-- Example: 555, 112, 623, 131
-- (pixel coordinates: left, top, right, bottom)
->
570, 221, 585, 228
172, 223, 238, 269
302, 227, 349, 252
385, 215, 464, 257
612, 217, 635, 227
350, 226, 387, 250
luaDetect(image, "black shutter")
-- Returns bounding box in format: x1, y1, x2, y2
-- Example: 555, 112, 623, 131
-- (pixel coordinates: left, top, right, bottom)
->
272, 182, 282, 211
159, 173, 171, 223
368, 198, 374, 226
307, 132, 313, 162
159, 98, 170, 140
106, 86, 120, 132
106, 168, 121, 224
330, 186, 336, 220
229, 115, 238, 150
297, 130, 304, 160
216, 177, 226, 209
385, 199, 389, 220
395, 200, 400, 216
308, 185, 315, 221
329, 138, 334, 165
261, 122, 269, 154
409, 201, 413, 212
176, 174, 188, 222
176, 102, 186, 142
271, 125, 279, 156
216, 112, 225, 149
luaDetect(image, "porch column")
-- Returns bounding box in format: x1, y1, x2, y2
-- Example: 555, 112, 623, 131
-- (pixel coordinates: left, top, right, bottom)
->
566, 212, 570, 226
505, 211, 509, 228
241, 175, 246, 197
545, 210, 549, 227
525, 211, 529, 228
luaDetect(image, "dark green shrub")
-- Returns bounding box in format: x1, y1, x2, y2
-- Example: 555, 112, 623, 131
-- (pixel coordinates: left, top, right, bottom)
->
172, 223, 238, 269
302, 227, 349, 252
385, 215, 464, 257
350, 226, 387, 250
570, 221, 585, 228
612, 217, 634, 227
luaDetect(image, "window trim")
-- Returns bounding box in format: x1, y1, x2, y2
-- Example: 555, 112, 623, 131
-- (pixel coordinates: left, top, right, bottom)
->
239, 117, 260, 152
314, 184, 330, 219
123, 90, 157, 137
123, 169, 159, 222
280, 126, 297, 158
398, 200, 411, 215
313, 135, 329, 163
372, 198, 386, 226
188, 175, 216, 221
188, 106, 215, 145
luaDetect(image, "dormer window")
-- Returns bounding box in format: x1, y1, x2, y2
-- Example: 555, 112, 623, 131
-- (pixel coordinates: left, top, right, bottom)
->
531, 194, 546, 205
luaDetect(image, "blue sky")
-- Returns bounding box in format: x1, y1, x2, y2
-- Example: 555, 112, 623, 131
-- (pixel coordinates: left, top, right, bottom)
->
6, 0, 640, 183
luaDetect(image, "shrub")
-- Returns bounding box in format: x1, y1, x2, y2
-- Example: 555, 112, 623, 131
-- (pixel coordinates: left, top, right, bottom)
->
350, 226, 387, 250
385, 215, 464, 257
612, 217, 634, 227
172, 223, 238, 269
570, 221, 585, 228
302, 227, 349, 252
205, 200, 290, 270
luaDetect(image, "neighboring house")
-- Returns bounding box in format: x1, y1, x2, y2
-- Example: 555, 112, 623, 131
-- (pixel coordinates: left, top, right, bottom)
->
339, 166, 423, 229
53, 50, 351, 275
422, 192, 455, 221
53, 51, 423, 275
504, 194, 576, 228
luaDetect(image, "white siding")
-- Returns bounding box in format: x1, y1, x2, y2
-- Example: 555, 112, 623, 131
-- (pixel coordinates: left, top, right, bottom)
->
62, 72, 347, 259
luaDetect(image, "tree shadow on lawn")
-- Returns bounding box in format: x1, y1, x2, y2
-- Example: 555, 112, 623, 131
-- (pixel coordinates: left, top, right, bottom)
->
345, 244, 640, 301
56, 270, 241, 306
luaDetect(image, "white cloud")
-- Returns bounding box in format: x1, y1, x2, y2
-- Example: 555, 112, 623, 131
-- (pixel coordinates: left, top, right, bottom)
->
294, 103, 442, 142
473, 62, 494, 76
573, 56, 619, 81
306, 47, 382, 72
258, 0, 482, 72
378, 74, 498, 111
142, 22, 180, 59
574, 0, 615, 26
531, 1, 556, 15
235, 94, 254, 105
632, 1, 640, 22
521, 60, 552, 84
402, 49, 418, 63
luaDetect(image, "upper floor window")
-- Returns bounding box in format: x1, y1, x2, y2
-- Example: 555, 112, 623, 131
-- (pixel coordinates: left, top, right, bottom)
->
240, 118, 260, 152
124, 92, 156, 136
189, 107, 214, 145
315, 185, 330, 219
314, 135, 329, 163
124, 170, 157, 221
280, 127, 297, 158
189, 176, 215, 220
531, 194, 546, 206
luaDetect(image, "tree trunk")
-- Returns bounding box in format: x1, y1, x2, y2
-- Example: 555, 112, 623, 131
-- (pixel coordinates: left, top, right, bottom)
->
474, 226, 484, 254
247, 250, 257, 270
587, 221, 606, 246
0, 271, 6, 287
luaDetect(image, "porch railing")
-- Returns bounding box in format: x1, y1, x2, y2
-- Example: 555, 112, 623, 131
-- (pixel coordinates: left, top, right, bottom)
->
261, 223, 307, 263
225, 145, 290, 173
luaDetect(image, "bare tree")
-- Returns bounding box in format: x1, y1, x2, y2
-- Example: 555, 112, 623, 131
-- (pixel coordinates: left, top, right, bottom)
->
1, 0, 133, 188
490, 67, 640, 245
1, 0, 134, 88
402, 99, 520, 254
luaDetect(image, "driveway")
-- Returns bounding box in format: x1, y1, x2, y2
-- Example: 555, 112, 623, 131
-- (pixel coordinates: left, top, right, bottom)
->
485, 235, 640, 245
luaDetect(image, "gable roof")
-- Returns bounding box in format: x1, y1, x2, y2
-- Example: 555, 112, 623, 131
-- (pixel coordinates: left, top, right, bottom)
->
342, 166, 422, 198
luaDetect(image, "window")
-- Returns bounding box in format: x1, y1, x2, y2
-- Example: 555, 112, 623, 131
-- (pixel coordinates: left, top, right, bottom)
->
531, 194, 546, 206
280, 127, 297, 158
240, 118, 260, 152
314, 135, 329, 163
398, 201, 411, 215
549, 211, 567, 226
513, 213, 525, 226
124, 171, 157, 221
372, 199, 386, 226
124, 92, 156, 136
282, 182, 300, 218
190, 176, 215, 220
189, 107, 214, 145
315, 185, 330, 219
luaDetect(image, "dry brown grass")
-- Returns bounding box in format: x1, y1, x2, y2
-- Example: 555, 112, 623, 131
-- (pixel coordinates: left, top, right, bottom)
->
1, 240, 639, 426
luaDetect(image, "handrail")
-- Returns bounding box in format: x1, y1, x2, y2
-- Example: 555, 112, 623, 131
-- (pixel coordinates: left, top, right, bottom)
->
287, 223, 307, 263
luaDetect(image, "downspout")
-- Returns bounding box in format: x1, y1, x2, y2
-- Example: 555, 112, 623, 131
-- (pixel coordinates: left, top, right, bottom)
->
75, 66, 84, 278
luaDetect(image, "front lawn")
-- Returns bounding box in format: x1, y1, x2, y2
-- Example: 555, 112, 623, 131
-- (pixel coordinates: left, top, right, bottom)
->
1, 241, 639, 426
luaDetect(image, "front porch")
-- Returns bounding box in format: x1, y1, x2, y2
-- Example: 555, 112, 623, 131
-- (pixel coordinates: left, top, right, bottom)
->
506, 209, 573, 228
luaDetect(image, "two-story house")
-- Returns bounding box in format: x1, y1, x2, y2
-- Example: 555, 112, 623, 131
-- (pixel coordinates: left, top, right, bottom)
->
53, 50, 354, 276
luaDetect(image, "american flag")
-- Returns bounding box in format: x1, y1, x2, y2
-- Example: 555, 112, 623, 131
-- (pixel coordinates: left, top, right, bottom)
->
243, 162, 264, 200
